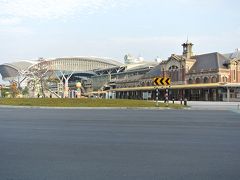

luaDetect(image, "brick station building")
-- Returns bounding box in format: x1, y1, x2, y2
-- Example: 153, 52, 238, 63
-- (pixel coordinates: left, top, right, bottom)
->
112, 41, 240, 101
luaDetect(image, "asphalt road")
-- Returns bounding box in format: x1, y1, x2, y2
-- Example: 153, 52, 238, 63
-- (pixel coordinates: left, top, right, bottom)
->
0, 108, 240, 180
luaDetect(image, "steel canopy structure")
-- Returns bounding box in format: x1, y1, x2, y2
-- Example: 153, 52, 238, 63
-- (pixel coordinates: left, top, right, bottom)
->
0, 56, 123, 81
46, 56, 122, 72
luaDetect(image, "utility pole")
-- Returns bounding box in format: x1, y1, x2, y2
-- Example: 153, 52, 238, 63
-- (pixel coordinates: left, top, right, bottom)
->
165, 88, 169, 106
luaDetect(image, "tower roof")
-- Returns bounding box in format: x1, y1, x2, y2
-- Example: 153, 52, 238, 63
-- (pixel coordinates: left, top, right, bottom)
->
182, 41, 194, 46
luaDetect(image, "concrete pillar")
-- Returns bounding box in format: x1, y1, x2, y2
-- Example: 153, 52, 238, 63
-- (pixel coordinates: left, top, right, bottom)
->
213, 89, 217, 101
227, 87, 230, 102
205, 91, 208, 101
120, 92, 123, 99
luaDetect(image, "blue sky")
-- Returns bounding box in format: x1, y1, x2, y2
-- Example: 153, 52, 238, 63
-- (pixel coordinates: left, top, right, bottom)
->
0, 0, 239, 64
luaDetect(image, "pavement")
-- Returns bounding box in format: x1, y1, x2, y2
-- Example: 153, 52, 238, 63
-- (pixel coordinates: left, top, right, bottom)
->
186, 101, 240, 111
154, 100, 240, 111
0, 108, 240, 180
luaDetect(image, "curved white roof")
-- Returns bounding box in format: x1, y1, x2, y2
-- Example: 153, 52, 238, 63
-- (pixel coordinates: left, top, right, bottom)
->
48, 56, 123, 67
0, 56, 123, 80
0, 60, 36, 80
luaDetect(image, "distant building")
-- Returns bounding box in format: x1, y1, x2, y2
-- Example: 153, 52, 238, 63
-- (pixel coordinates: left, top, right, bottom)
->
124, 54, 144, 64
0, 56, 122, 98
87, 57, 158, 93
0, 42, 239, 101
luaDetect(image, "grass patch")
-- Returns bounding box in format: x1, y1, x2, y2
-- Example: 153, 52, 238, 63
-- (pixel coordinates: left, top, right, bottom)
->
0, 98, 184, 109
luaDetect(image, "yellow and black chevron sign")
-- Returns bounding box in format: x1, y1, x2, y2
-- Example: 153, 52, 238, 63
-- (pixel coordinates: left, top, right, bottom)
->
153, 77, 171, 86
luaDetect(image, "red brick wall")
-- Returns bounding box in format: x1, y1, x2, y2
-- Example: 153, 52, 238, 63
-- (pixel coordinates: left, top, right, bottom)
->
237, 71, 240, 83
163, 69, 186, 82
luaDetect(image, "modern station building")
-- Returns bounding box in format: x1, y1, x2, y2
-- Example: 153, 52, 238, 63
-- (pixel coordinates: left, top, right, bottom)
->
0, 56, 122, 97
0, 41, 240, 101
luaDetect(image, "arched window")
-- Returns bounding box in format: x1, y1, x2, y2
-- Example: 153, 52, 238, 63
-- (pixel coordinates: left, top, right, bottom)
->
196, 78, 201, 84
203, 77, 209, 83
188, 78, 193, 84
222, 76, 227, 83
168, 66, 179, 82
233, 70, 236, 80
211, 76, 217, 83
168, 65, 179, 71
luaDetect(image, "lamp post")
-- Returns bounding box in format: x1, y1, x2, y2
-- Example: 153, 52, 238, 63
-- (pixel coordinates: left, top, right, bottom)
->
155, 86, 159, 107
76, 82, 81, 98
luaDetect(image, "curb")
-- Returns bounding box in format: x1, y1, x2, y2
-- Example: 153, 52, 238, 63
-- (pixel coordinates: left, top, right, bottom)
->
0, 105, 180, 110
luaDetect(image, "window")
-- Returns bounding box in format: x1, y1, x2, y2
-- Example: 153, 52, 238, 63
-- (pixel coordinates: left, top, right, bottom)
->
168, 65, 179, 71
203, 77, 209, 83
211, 77, 217, 83
222, 76, 227, 83
188, 79, 193, 84
196, 78, 201, 84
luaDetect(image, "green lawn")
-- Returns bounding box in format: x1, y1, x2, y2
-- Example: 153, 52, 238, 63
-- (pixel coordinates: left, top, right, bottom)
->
0, 98, 184, 109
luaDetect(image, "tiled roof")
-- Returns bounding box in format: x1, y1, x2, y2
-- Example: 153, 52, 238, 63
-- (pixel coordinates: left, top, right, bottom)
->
144, 51, 231, 78
224, 49, 240, 60
190, 52, 229, 73
143, 63, 163, 78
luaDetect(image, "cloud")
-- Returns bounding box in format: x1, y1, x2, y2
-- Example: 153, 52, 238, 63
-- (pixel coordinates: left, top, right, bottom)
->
171, 0, 223, 5
0, 0, 130, 22
0, 26, 33, 34
0, 17, 21, 25
111, 36, 183, 45
108, 32, 240, 59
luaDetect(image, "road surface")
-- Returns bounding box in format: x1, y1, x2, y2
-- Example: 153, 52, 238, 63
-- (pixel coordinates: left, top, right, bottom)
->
0, 108, 239, 180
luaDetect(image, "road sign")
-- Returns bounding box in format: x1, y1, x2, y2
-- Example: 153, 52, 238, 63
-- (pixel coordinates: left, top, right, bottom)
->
153, 77, 171, 86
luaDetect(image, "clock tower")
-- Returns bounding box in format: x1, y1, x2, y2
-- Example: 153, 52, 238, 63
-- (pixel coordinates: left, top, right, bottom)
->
182, 40, 194, 59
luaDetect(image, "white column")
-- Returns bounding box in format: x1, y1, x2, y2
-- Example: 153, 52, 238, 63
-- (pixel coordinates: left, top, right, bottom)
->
64, 79, 69, 98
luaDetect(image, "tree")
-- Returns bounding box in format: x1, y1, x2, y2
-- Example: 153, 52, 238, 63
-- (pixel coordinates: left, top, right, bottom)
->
10, 82, 19, 98
27, 58, 53, 98
22, 86, 29, 96
0, 87, 9, 98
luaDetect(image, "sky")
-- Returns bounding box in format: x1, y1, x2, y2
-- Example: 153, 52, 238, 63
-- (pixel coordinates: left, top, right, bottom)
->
0, 0, 240, 64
